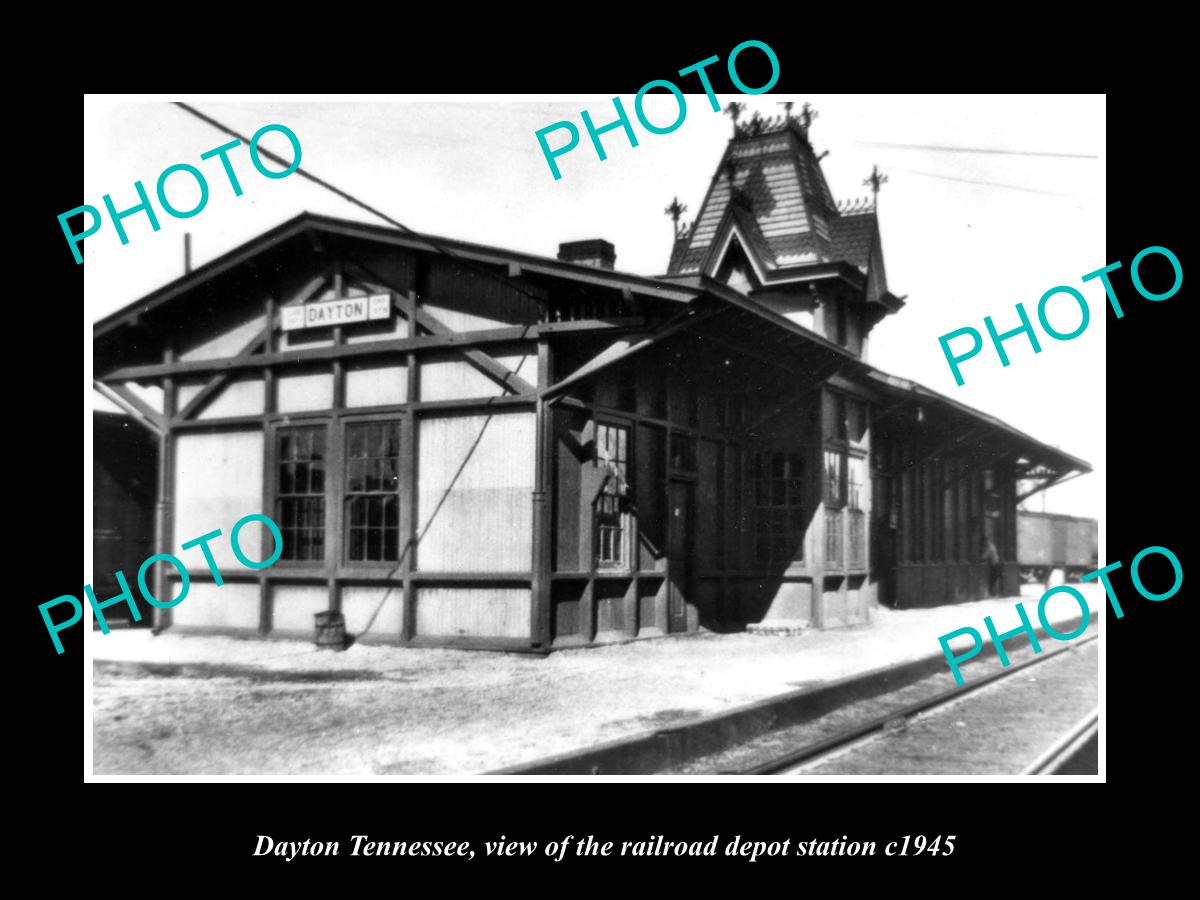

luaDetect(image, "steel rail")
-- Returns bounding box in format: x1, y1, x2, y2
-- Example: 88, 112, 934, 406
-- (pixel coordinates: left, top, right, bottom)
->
730, 634, 1098, 775
1020, 707, 1099, 775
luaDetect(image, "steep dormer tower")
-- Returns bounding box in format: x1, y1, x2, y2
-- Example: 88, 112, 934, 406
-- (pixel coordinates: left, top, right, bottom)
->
666, 104, 904, 359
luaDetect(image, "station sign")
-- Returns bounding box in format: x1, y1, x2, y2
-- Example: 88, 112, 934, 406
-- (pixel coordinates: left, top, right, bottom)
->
281, 294, 392, 331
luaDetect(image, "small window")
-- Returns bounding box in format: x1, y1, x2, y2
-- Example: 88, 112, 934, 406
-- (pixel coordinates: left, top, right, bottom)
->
595, 422, 632, 567
345, 421, 401, 563
276, 427, 326, 561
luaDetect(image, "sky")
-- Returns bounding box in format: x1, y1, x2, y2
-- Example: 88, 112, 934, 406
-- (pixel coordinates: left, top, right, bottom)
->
83, 94, 1105, 520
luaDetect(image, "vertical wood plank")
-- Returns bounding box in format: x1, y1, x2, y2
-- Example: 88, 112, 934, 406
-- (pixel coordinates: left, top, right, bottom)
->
154, 343, 176, 632
580, 579, 595, 642
259, 578, 271, 636
261, 296, 277, 634
622, 577, 638, 638
402, 289, 419, 641
530, 339, 554, 646
811, 429, 826, 630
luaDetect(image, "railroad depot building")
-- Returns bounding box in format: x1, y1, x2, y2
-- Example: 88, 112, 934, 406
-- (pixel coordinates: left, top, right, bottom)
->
92, 110, 1090, 651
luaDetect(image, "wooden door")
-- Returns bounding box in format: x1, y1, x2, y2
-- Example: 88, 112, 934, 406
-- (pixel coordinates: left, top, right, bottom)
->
667, 480, 693, 633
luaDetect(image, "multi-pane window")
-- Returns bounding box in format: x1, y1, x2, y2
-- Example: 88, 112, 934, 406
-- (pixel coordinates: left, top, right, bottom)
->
595, 422, 630, 567
345, 422, 401, 562
847, 456, 865, 511
829, 390, 868, 444
277, 427, 326, 561
848, 456, 867, 568
824, 448, 846, 508
754, 451, 804, 565
835, 393, 848, 441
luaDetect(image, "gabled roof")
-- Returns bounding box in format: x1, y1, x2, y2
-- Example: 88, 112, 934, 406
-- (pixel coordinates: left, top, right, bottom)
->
830, 212, 877, 273
666, 115, 886, 294
93, 212, 698, 341
93, 211, 1086, 480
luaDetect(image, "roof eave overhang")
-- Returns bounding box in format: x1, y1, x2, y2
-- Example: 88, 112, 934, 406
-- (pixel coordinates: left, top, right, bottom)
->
863, 370, 1092, 475
94, 213, 700, 341
760, 260, 866, 292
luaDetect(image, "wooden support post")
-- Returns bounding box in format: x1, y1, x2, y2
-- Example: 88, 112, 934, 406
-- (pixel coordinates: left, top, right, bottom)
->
153, 346, 176, 633
260, 297, 276, 637
402, 289, 419, 641
811, 438, 826, 630
530, 339, 554, 647
259, 577, 271, 637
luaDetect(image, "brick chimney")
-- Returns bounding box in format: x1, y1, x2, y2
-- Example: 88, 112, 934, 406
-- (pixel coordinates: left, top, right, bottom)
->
557, 239, 616, 270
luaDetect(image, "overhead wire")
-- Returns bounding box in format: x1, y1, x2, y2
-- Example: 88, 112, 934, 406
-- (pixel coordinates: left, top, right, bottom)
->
173, 101, 547, 643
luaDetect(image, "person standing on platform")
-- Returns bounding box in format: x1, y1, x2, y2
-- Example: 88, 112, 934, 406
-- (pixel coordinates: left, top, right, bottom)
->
981, 536, 1002, 597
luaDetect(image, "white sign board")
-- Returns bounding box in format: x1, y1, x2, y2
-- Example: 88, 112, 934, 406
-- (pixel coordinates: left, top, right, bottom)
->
281, 294, 392, 331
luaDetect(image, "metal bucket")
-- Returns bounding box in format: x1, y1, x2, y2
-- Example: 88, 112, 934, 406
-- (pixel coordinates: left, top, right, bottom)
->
314, 610, 347, 651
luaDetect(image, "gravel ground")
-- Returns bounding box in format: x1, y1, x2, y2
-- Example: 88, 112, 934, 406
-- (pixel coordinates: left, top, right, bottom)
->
673, 632, 1095, 774
91, 585, 1103, 775
792, 638, 1099, 775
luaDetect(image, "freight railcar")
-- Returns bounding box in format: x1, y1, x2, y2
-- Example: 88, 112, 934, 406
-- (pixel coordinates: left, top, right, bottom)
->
1017, 511, 1098, 585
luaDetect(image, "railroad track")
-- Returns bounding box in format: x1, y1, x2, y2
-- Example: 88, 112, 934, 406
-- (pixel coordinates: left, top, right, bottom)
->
1020, 708, 1098, 775
493, 612, 1097, 776
727, 634, 1098, 775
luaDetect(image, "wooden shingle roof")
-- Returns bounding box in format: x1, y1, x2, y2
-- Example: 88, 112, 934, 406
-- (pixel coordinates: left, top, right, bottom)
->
667, 117, 885, 294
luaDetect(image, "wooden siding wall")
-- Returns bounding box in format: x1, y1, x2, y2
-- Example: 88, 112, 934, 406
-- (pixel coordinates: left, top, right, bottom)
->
738, 395, 822, 627
173, 430, 265, 569
416, 412, 534, 573
879, 426, 1022, 608
546, 346, 883, 642
173, 582, 260, 630
549, 359, 677, 645
125, 244, 549, 650
100, 237, 1048, 648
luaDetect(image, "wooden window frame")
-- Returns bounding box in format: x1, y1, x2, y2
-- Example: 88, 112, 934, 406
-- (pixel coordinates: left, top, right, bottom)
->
342, 417, 403, 567
752, 449, 805, 567
824, 445, 847, 510
594, 417, 634, 571
267, 413, 408, 574
270, 420, 333, 569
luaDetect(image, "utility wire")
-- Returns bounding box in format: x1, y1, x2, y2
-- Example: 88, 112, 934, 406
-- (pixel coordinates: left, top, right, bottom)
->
889, 167, 1074, 198
173, 102, 563, 312
855, 140, 1098, 160
172, 102, 546, 642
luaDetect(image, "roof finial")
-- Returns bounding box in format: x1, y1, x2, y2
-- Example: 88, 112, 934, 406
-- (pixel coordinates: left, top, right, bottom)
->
799, 102, 819, 133
863, 164, 889, 208
779, 100, 794, 120
724, 101, 746, 134
664, 196, 689, 239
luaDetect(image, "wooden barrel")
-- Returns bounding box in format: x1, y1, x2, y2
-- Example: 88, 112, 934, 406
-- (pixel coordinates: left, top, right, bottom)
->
314, 611, 347, 651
